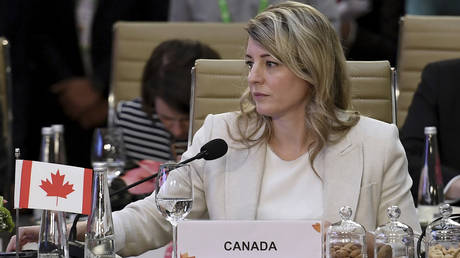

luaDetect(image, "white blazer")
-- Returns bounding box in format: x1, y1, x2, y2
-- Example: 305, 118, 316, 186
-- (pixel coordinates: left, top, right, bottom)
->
113, 112, 421, 256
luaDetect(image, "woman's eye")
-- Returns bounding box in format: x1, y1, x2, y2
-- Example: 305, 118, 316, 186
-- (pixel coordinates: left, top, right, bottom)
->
266, 61, 278, 67
245, 60, 254, 69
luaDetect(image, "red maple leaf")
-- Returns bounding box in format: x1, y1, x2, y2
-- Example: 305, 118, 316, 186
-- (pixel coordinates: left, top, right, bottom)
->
39, 170, 75, 206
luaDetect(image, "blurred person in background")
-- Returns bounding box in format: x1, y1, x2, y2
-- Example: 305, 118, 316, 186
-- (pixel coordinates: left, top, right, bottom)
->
0, 0, 28, 204
401, 58, 460, 201
169, 0, 342, 31
0, 0, 28, 150
21, 0, 169, 168
114, 39, 220, 164
169, 0, 372, 43
111, 39, 220, 211
337, 0, 371, 45
344, 0, 404, 66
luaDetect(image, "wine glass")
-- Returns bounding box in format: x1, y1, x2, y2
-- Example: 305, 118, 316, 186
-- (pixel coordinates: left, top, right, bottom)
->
91, 127, 126, 185
155, 162, 193, 258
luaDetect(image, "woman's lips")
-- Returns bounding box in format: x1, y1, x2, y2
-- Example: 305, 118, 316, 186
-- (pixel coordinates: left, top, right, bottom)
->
253, 92, 269, 100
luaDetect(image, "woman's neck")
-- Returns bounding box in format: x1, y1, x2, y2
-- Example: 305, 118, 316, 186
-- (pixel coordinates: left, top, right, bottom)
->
269, 113, 309, 161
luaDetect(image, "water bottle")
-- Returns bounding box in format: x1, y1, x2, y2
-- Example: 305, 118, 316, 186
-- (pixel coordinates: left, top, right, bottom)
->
51, 125, 75, 223
38, 210, 69, 258
38, 127, 69, 258
51, 124, 67, 164
85, 166, 115, 258
417, 126, 444, 228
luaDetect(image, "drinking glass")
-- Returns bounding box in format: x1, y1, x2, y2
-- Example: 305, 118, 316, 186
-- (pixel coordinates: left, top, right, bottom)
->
91, 127, 126, 185
155, 163, 193, 258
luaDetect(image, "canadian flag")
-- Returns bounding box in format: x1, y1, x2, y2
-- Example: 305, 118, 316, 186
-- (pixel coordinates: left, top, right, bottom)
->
14, 160, 93, 215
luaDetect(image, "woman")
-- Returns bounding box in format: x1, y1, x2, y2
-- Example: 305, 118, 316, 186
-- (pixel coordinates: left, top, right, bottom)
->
112, 1, 420, 255
8, 2, 420, 256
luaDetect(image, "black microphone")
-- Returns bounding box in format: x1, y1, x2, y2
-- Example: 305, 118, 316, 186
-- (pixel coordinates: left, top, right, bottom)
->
109, 138, 227, 197
178, 138, 228, 165
68, 138, 228, 246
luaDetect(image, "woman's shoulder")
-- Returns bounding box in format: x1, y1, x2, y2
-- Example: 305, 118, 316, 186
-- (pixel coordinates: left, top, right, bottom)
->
195, 111, 244, 141
206, 111, 240, 122
348, 116, 399, 143
199, 112, 240, 133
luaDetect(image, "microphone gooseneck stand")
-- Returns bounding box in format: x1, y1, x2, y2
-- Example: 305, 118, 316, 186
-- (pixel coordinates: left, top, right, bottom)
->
68, 138, 228, 257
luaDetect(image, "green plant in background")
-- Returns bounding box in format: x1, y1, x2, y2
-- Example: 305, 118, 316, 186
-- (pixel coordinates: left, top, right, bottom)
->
0, 196, 14, 232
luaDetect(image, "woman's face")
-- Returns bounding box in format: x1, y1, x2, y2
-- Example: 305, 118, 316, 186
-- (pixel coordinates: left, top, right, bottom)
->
245, 37, 310, 120
154, 97, 189, 140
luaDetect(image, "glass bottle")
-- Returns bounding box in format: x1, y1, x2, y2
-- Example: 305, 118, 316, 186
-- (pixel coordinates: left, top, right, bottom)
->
374, 206, 415, 258
38, 211, 69, 258
417, 126, 444, 228
52, 124, 67, 164
326, 206, 367, 258
38, 127, 69, 258
85, 166, 115, 258
51, 124, 74, 222
40, 127, 55, 163
35, 127, 54, 221
425, 204, 460, 258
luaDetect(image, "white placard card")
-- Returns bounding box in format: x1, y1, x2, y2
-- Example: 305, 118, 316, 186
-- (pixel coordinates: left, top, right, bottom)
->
177, 220, 322, 258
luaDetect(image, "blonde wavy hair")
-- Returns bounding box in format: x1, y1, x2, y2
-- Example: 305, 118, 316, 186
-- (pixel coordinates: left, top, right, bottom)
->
233, 1, 359, 165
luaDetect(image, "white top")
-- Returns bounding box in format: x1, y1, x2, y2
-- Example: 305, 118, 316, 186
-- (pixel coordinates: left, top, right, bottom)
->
112, 113, 421, 256
256, 146, 323, 220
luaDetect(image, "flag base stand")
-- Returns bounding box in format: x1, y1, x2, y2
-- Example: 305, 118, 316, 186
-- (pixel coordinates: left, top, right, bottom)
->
0, 250, 36, 258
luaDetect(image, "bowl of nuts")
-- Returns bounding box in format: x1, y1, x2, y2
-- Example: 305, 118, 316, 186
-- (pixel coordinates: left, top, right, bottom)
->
326, 206, 367, 258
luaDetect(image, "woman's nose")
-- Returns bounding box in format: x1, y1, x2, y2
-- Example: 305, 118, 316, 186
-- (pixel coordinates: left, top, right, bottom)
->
248, 64, 263, 85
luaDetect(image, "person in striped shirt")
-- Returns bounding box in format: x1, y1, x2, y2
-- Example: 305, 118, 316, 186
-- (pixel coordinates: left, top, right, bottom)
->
110, 40, 220, 212
114, 39, 220, 163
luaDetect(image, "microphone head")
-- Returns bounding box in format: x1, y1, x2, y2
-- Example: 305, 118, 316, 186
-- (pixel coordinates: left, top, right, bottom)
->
200, 138, 228, 160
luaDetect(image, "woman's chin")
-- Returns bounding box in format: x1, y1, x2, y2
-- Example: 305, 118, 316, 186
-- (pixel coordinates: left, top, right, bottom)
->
255, 107, 273, 117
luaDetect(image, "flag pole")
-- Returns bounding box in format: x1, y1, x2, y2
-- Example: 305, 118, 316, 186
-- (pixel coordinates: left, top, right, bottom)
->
14, 148, 20, 257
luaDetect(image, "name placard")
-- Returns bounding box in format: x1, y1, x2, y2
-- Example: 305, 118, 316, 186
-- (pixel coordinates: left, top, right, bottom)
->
177, 220, 322, 258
